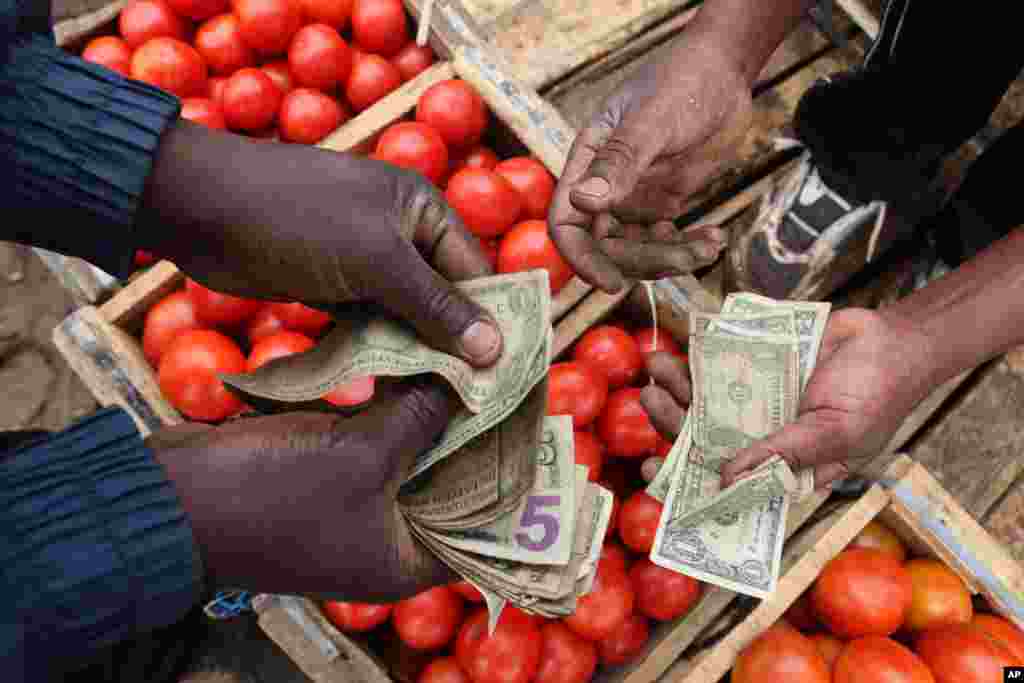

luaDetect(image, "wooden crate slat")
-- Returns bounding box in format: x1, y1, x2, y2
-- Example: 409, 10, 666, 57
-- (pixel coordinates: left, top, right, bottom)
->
98, 260, 183, 328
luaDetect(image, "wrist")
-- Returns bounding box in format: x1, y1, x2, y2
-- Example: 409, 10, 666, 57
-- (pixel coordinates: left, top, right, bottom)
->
877, 307, 948, 401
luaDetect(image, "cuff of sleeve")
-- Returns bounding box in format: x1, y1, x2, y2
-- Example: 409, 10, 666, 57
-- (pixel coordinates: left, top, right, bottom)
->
0, 407, 204, 663
3, 35, 181, 279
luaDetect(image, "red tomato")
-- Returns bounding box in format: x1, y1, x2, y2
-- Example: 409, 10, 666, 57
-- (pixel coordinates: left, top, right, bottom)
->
266, 301, 331, 336
599, 614, 649, 666
480, 239, 499, 270
494, 157, 554, 220
158, 329, 246, 421
455, 607, 542, 683
222, 67, 281, 131
323, 376, 376, 407
234, 0, 302, 55
809, 633, 844, 671
165, 0, 226, 21
573, 325, 643, 389
416, 79, 488, 151
135, 250, 157, 268
633, 326, 683, 357
117, 0, 187, 49
393, 586, 464, 651
917, 624, 1022, 683
450, 581, 484, 603
446, 169, 522, 239
849, 520, 908, 562
142, 290, 202, 365
833, 636, 934, 683
279, 88, 347, 144
598, 387, 660, 458
630, 558, 701, 621
322, 601, 392, 632
618, 491, 661, 553
654, 437, 672, 458
600, 541, 631, 575
181, 97, 226, 129
564, 561, 634, 642
130, 37, 208, 98
375, 122, 449, 185
246, 305, 286, 346
546, 361, 608, 428
392, 42, 434, 81
82, 36, 133, 76
194, 14, 253, 75
573, 430, 605, 482
811, 548, 912, 638
498, 220, 574, 295
451, 145, 499, 174
246, 330, 315, 371
604, 488, 620, 540
261, 60, 294, 94
535, 621, 597, 683
733, 623, 830, 683
289, 24, 352, 91
419, 657, 470, 683
296, 0, 354, 28
351, 0, 409, 57
972, 614, 1024, 663
208, 75, 227, 104
904, 558, 973, 633
185, 278, 263, 327
785, 591, 820, 632
346, 53, 402, 111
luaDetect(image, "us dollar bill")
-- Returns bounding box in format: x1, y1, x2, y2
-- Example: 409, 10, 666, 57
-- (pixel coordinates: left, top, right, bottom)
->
645, 412, 692, 503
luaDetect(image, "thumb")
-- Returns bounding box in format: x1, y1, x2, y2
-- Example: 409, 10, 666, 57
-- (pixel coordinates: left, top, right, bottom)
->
569, 110, 661, 215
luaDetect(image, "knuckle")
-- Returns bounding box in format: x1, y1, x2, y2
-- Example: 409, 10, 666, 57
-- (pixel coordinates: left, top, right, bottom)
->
595, 136, 639, 170
423, 285, 473, 335
397, 385, 448, 434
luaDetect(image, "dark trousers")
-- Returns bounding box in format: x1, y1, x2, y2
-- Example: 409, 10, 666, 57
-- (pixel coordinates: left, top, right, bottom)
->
794, 0, 1024, 264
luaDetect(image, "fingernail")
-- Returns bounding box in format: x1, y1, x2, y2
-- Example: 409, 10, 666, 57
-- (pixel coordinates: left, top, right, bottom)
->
459, 320, 502, 364
575, 177, 610, 198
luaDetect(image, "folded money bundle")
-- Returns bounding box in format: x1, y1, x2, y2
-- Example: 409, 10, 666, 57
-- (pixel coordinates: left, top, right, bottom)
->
220, 270, 612, 619
646, 293, 830, 599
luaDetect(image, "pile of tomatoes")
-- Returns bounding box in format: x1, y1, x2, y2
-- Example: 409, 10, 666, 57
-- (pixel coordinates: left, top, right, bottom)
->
735, 519, 1024, 683
81, 0, 435, 143
322, 323, 703, 683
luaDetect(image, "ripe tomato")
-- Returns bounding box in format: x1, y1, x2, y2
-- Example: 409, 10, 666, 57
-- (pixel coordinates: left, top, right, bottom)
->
973, 614, 1024, 662
564, 561, 634, 642
266, 301, 331, 336
834, 636, 933, 683
573, 430, 605, 482
419, 657, 470, 683
246, 330, 314, 371
346, 53, 402, 111
849, 521, 907, 562
809, 633, 843, 670
375, 122, 449, 185
322, 601, 392, 632
917, 624, 1022, 683
598, 387, 660, 458
82, 36, 133, 76
535, 621, 597, 683
194, 14, 253, 75
416, 79, 488, 151
324, 376, 376, 407
393, 586, 464, 651
234, 0, 302, 55
118, 0, 187, 49
451, 145, 499, 174
455, 607, 542, 683
181, 97, 227, 129
142, 290, 202, 365
498, 220, 574, 295
393, 42, 434, 81
733, 623, 830, 683
633, 326, 683, 357
495, 157, 554, 220
296, 0, 354, 28
222, 67, 281, 131
246, 305, 286, 345
165, 0, 226, 21
450, 581, 484, 603
208, 75, 227, 104
446, 169, 522, 239
904, 558, 973, 633
261, 60, 294, 94
546, 361, 608, 428
135, 250, 157, 268
654, 437, 672, 458
785, 592, 820, 632
130, 37, 208, 98
289, 24, 352, 91
630, 558, 701, 621
573, 325, 643, 389
604, 489, 620, 541
185, 279, 263, 327
599, 614, 649, 666
351, 0, 409, 57
279, 88, 347, 144
158, 329, 246, 421
811, 548, 912, 638
480, 239, 499, 270
600, 541, 631, 575
618, 492, 661, 553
